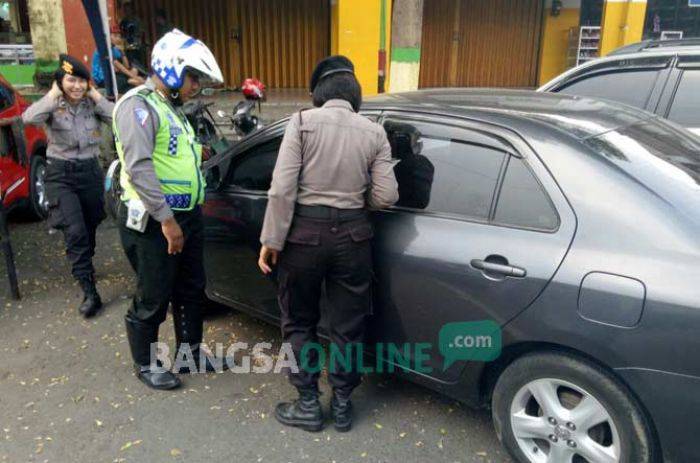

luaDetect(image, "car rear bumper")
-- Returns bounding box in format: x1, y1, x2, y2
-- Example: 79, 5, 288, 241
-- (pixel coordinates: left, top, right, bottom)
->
615, 367, 700, 462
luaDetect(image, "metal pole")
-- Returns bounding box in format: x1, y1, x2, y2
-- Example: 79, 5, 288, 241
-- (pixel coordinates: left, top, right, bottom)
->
101, 0, 119, 99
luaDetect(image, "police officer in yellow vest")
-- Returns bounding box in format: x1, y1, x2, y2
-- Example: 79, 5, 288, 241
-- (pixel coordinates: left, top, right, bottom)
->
113, 30, 225, 390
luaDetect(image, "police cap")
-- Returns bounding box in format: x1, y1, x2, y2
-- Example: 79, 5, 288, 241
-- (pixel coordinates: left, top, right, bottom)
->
56, 54, 91, 81
309, 55, 355, 92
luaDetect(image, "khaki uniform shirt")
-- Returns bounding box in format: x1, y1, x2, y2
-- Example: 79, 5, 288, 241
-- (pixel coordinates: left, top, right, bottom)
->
22, 92, 114, 161
260, 99, 399, 251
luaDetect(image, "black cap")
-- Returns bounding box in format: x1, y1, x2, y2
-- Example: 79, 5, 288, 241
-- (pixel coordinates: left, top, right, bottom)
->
56, 54, 91, 81
309, 55, 355, 92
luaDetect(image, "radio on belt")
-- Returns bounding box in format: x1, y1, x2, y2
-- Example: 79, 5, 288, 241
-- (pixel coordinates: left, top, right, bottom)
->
126, 198, 149, 233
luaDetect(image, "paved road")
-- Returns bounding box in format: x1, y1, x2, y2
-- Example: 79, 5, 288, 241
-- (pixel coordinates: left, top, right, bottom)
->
0, 218, 512, 463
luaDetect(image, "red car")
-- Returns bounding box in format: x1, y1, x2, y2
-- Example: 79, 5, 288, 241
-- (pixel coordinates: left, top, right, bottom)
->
0, 73, 48, 219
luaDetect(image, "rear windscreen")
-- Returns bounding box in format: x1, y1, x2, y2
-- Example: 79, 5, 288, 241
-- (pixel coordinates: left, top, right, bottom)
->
584, 117, 700, 187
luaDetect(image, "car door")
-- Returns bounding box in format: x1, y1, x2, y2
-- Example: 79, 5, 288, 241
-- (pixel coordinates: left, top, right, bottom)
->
202, 121, 287, 320
0, 83, 25, 207
202, 112, 382, 321
369, 114, 576, 383
549, 55, 673, 112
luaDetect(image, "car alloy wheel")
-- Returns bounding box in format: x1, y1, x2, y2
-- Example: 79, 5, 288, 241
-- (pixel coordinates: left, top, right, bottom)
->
492, 353, 655, 463
34, 162, 49, 214
510, 378, 620, 463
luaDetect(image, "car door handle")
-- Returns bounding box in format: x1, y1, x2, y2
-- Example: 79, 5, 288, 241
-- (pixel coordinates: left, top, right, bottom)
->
470, 258, 527, 278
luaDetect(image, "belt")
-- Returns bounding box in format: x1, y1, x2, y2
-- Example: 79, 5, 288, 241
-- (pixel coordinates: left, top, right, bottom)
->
294, 204, 366, 221
47, 157, 99, 172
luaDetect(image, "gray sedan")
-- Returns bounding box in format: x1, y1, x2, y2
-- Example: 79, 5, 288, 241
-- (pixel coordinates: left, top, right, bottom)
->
202, 89, 700, 463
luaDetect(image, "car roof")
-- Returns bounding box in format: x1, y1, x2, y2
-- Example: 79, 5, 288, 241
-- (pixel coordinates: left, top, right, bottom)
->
608, 38, 700, 55
364, 88, 655, 140
538, 43, 700, 93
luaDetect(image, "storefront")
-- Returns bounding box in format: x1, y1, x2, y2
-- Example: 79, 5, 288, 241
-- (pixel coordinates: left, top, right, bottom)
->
419, 0, 544, 88
643, 0, 700, 39
130, 0, 330, 89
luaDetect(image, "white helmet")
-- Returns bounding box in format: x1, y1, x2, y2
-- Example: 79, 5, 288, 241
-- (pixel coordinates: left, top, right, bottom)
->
151, 29, 224, 89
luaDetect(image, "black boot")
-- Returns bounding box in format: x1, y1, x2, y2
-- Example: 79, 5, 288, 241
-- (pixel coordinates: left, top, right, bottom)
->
331, 389, 353, 432
172, 303, 229, 374
173, 343, 230, 374
275, 386, 324, 432
77, 275, 102, 318
125, 314, 181, 390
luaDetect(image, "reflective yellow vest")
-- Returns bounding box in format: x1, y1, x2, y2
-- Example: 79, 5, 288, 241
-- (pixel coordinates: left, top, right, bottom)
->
113, 86, 205, 211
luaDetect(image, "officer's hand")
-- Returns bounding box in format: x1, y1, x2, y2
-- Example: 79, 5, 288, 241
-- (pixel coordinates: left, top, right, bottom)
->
161, 218, 184, 255
49, 81, 62, 99
87, 85, 102, 103
258, 246, 278, 274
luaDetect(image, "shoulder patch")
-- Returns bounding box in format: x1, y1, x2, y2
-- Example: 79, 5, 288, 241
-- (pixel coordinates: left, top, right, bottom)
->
134, 108, 150, 127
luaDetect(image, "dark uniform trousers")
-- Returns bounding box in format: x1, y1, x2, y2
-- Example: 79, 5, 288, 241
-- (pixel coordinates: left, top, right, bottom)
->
278, 210, 374, 395
118, 205, 206, 365
45, 157, 106, 280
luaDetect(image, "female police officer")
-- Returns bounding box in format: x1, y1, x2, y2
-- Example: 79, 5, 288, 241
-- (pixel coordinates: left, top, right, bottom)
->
258, 56, 399, 432
22, 54, 114, 318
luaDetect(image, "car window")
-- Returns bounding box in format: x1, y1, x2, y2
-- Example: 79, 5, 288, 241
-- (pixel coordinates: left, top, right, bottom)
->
494, 157, 559, 231
227, 137, 282, 191
222, 114, 380, 192
557, 69, 661, 109
667, 70, 700, 130
0, 85, 14, 112
384, 119, 505, 221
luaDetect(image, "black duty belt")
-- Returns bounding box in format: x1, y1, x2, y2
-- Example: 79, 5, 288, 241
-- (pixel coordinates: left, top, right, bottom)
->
294, 204, 366, 221
47, 156, 99, 172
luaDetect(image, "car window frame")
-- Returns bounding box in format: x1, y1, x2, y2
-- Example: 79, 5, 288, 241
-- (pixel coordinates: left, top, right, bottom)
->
491, 155, 561, 233
224, 135, 284, 193
379, 111, 562, 234
380, 113, 508, 225
551, 55, 674, 112
659, 56, 700, 125
206, 108, 569, 235
206, 110, 384, 195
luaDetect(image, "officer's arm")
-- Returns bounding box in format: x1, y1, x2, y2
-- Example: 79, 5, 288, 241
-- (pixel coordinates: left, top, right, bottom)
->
366, 129, 399, 210
115, 97, 174, 222
21, 91, 60, 126
260, 114, 302, 251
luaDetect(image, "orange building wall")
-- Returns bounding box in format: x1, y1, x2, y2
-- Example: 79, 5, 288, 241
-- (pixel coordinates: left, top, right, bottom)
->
63, 0, 95, 66
63, 0, 118, 68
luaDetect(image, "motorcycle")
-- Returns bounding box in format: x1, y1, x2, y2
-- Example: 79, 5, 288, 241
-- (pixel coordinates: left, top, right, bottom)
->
105, 78, 267, 219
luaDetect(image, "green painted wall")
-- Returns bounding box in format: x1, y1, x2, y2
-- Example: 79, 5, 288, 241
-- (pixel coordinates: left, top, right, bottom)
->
0, 65, 35, 86
392, 47, 421, 63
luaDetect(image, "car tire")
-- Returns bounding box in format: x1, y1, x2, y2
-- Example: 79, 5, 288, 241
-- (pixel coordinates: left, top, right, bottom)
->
492, 352, 656, 463
23, 155, 49, 221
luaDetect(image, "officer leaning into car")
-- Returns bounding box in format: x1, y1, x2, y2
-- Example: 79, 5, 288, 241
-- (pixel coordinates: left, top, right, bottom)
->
112, 29, 227, 390
258, 56, 399, 432
22, 54, 114, 318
